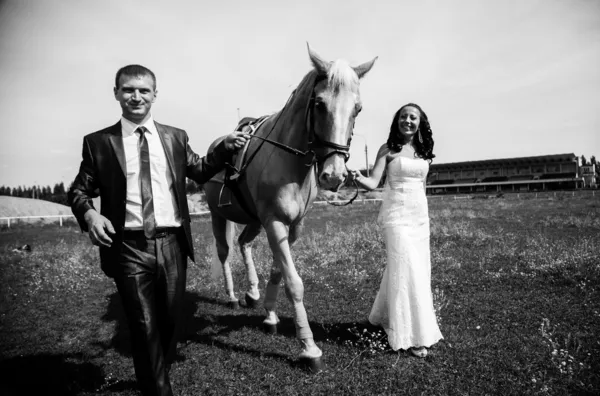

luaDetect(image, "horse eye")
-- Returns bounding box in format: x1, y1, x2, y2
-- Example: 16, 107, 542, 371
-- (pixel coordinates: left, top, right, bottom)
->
315, 101, 326, 111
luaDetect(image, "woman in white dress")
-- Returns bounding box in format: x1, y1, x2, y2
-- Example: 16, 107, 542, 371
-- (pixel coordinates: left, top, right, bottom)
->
349, 103, 442, 357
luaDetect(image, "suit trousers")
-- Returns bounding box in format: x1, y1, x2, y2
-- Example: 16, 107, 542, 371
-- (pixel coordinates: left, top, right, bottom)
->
113, 228, 186, 396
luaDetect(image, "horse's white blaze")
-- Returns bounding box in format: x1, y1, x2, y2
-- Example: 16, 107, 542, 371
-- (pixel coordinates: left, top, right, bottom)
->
316, 89, 355, 190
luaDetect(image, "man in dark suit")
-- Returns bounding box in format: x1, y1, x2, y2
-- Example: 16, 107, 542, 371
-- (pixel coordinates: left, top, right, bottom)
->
68, 64, 249, 396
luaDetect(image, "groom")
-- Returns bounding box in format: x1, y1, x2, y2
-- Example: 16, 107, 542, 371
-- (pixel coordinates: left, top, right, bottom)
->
68, 64, 249, 396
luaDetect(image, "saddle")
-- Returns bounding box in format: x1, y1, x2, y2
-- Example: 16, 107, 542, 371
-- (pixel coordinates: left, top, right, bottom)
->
214, 115, 271, 214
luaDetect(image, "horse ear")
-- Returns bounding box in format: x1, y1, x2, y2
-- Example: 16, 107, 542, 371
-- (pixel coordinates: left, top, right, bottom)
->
353, 56, 378, 79
307, 42, 331, 75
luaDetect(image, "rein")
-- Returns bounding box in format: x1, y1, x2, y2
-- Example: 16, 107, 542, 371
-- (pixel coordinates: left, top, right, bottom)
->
247, 133, 308, 158
326, 179, 360, 206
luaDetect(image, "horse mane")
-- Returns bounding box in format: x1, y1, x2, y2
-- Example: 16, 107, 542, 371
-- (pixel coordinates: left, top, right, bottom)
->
291, 59, 359, 104
327, 59, 359, 93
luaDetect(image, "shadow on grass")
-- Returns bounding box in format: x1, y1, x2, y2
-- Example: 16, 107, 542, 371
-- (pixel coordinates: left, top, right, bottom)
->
180, 292, 296, 365
92, 291, 132, 357
92, 289, 383, 372
180, 292, 388, 366
0, 353, 113, 396
312, 320, 386, 345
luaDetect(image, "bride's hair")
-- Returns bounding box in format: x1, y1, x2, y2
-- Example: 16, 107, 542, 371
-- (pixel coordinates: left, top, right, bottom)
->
386, 103, 435, 162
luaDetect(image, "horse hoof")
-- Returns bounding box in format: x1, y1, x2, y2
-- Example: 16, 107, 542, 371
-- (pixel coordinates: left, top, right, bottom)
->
227, 300, 240, 310
263, 323, 278, 335
243, 294, 259, 309
300, 357, 325, 373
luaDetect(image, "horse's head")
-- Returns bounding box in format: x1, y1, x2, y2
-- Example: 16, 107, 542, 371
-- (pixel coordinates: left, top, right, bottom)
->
306, 44, 377, 191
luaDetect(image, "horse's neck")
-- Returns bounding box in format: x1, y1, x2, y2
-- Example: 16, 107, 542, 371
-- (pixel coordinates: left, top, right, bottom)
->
277, 97, 318, 210
273, 94, 311, 155
248, 73, 318, 215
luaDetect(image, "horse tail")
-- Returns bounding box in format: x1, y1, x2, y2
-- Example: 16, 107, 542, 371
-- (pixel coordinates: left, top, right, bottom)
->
210, 220, 237, 280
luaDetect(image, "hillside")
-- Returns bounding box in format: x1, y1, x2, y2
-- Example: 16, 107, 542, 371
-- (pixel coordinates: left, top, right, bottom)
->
0, 196, 72, 218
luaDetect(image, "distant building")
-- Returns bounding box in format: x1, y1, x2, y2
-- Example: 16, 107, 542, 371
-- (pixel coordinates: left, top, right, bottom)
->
580, 164, 597, 188
426, 153, 585, 194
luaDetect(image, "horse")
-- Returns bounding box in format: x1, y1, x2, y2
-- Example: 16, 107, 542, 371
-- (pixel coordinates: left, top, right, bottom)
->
204, 44, 377, 370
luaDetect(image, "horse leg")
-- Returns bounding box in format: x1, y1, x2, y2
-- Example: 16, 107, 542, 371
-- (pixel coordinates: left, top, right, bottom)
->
262, 219, 302, 333
263, 218, 323, 370
211, 213, 239, 309
263, 263, 282, 334
238, 222, 262, 308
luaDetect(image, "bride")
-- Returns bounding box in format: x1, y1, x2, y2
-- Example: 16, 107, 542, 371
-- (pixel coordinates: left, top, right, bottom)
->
349, 103, 443, 357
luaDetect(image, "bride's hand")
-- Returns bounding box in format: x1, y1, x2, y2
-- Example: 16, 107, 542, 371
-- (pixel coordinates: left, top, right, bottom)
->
347, 168, 362, 182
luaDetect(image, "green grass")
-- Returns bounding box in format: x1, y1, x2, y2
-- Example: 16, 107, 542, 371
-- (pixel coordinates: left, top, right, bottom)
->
1, 196, 599, 395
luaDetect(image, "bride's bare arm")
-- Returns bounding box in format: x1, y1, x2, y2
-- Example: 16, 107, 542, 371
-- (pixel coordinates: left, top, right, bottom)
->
350, 144, 389, 191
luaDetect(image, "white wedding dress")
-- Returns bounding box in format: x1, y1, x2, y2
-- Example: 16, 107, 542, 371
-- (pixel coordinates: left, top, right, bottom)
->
369, 155, 443, 350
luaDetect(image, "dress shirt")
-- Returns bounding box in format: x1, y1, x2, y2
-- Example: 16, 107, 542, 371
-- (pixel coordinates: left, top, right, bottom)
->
121, 116, 181, 229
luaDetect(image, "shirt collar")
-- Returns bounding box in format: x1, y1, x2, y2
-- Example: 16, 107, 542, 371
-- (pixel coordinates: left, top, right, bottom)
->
120, 115, 157, 137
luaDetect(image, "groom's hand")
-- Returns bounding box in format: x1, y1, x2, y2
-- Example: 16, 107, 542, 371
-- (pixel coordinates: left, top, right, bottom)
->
223, 132, 251, 151
84, 209, 115, 247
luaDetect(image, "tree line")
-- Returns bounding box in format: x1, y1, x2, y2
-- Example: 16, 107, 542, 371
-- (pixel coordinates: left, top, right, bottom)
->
581, 155, 597, 167
0, 182, 68, 205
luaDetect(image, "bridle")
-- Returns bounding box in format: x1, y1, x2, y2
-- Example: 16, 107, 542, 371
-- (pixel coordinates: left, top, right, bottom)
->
244, 76, 353, 165
304, 75, 354, 166
241, 75, 360, 205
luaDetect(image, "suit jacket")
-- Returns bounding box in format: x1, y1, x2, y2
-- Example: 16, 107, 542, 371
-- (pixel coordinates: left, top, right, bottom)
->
68, 120, 231, 278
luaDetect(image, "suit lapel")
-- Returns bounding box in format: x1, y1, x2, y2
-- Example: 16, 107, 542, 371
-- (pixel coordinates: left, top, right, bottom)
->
107, 121, 126, 177
156, 122, 177, 181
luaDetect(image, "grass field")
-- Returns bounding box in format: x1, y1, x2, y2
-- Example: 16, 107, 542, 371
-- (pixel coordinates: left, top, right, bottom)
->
1, 195, 599, 395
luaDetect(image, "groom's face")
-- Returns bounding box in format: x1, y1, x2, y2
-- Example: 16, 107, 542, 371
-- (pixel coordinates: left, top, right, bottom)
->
114, 74, 157, 124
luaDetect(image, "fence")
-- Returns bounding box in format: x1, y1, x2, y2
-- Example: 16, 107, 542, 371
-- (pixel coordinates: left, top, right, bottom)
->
0, 214, 77, 228
427, 189, 597, 201
1, 189, 597, 228
317, 189, 597, 205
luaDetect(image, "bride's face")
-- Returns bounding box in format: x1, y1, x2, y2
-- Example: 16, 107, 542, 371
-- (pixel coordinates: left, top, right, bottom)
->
397, 106, 421, 140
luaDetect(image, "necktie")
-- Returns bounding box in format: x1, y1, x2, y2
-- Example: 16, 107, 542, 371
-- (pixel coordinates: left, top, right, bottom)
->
138, 126, 156, 238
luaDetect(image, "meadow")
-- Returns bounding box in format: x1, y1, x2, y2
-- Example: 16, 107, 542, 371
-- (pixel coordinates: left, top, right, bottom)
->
0, 195, 599, 395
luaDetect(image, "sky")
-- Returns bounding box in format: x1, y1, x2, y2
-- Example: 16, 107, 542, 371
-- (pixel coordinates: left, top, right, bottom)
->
0, 0, 599, 188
